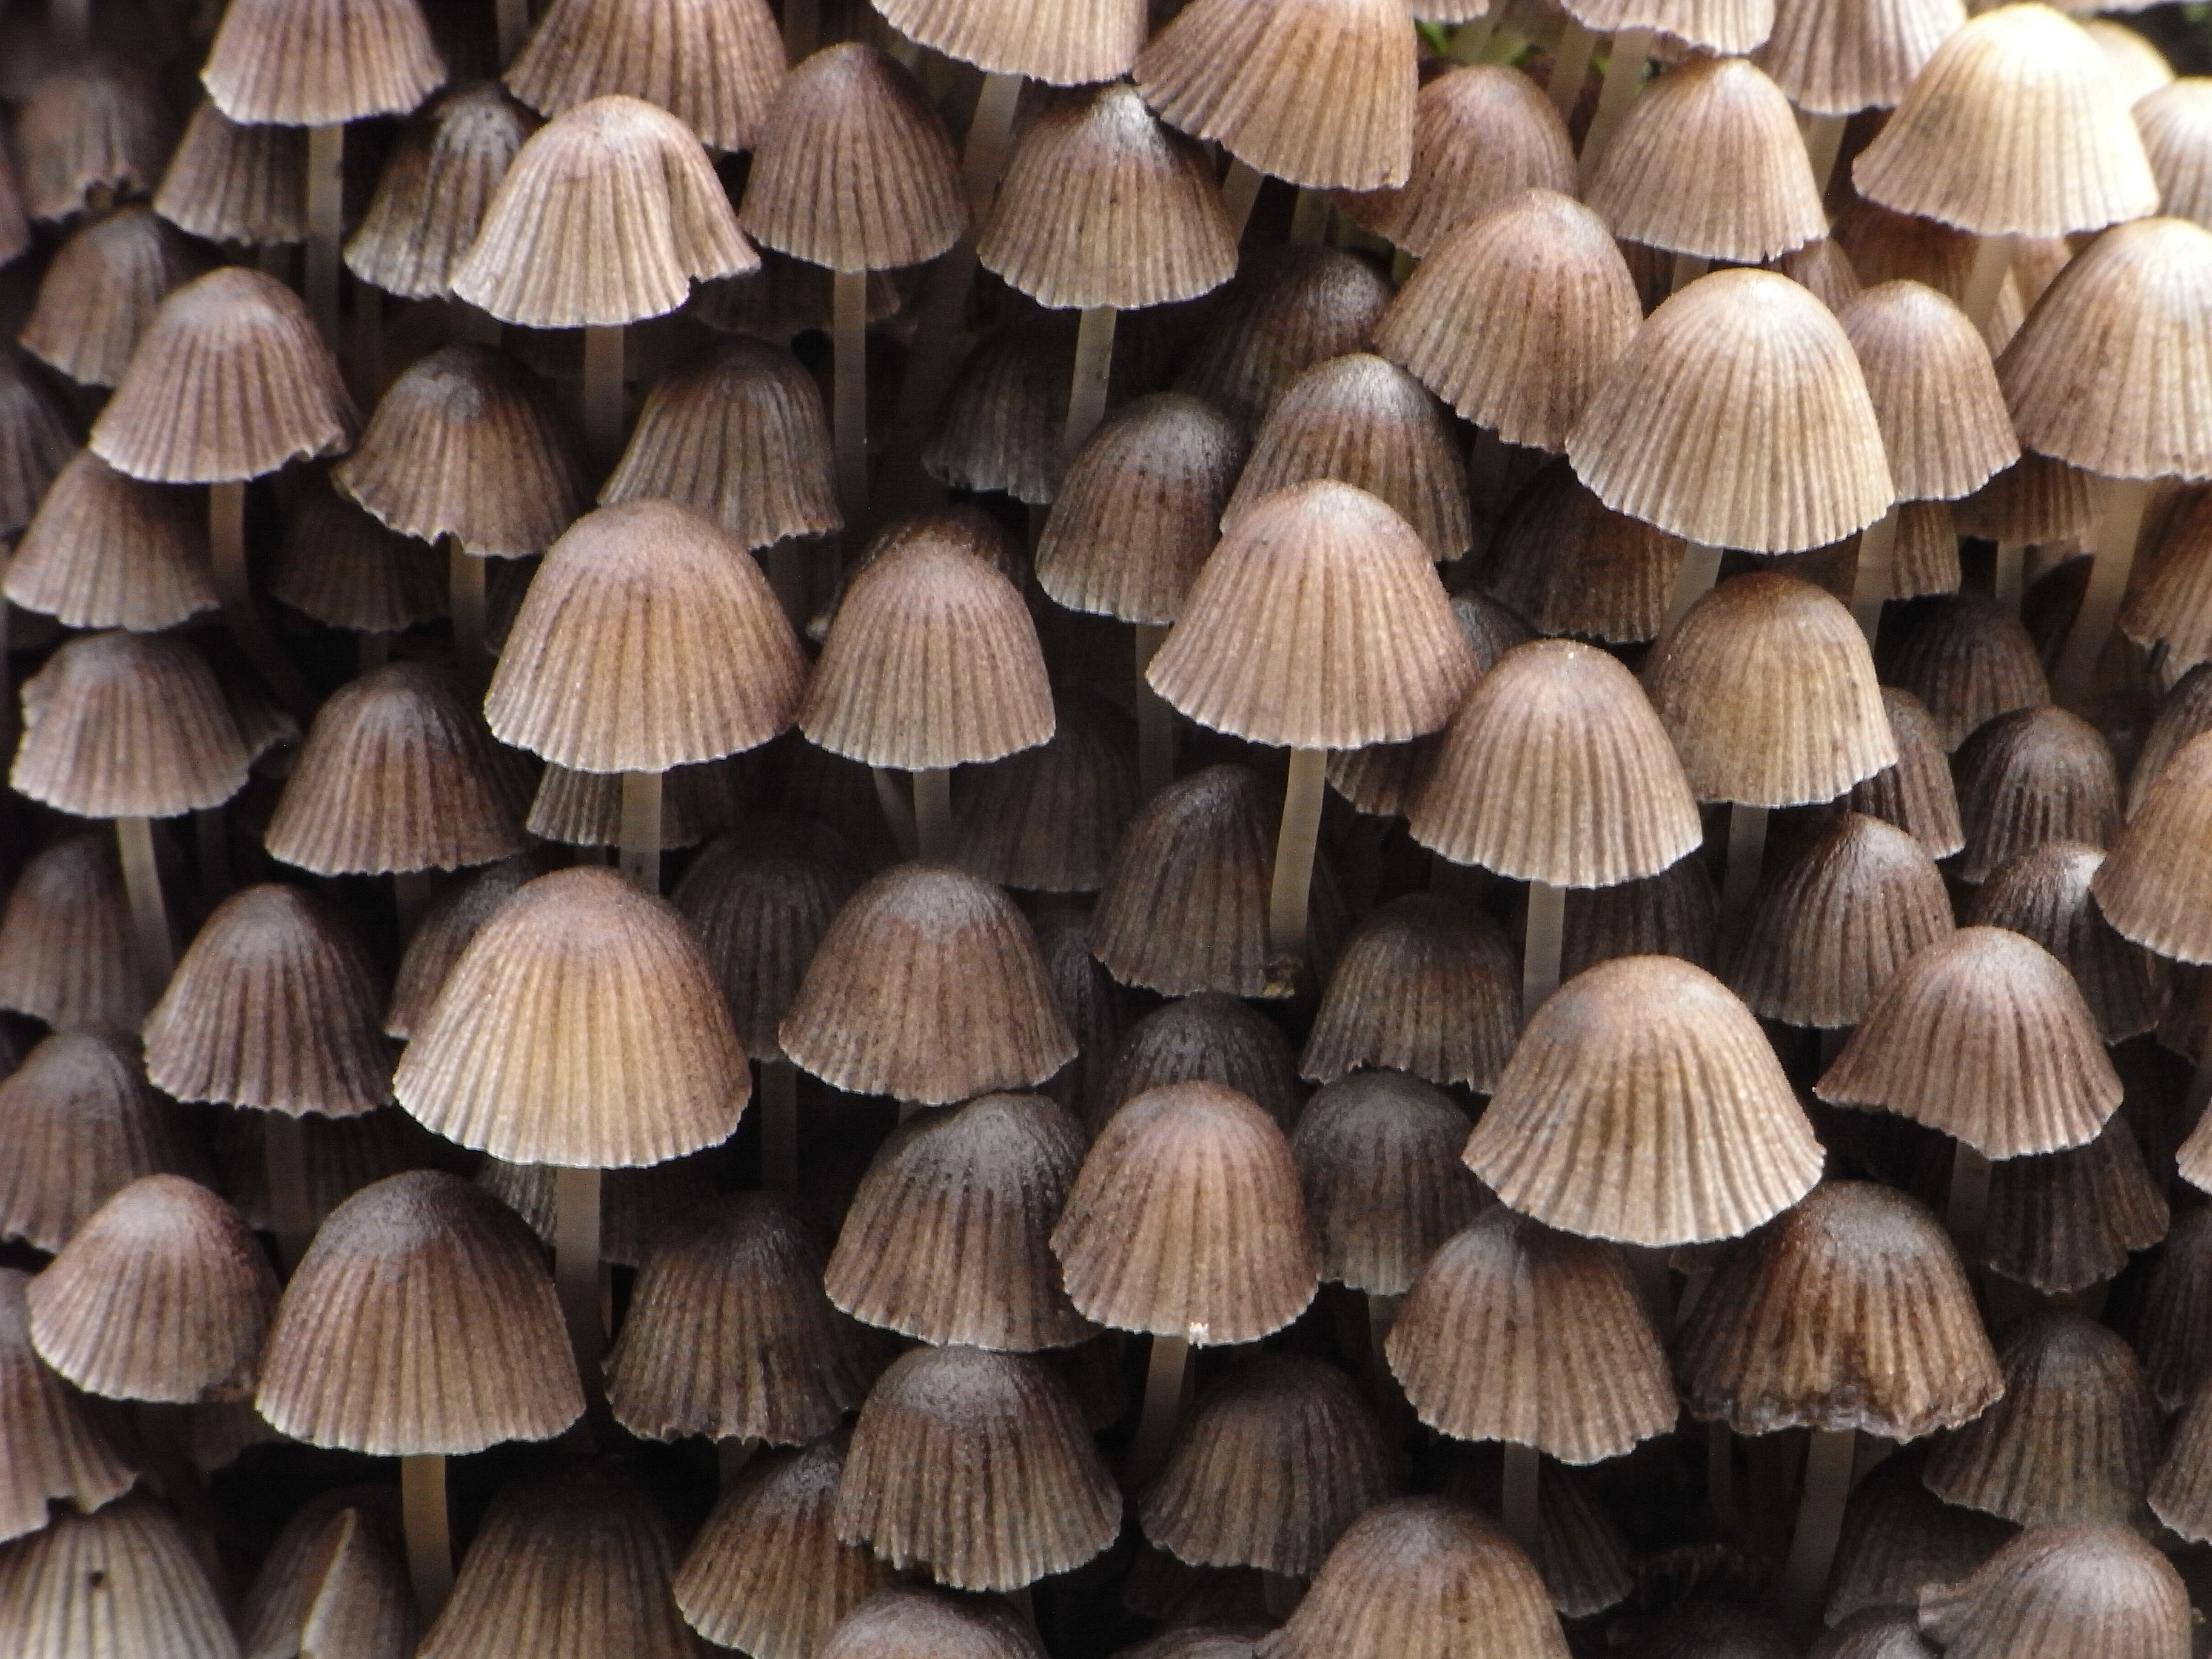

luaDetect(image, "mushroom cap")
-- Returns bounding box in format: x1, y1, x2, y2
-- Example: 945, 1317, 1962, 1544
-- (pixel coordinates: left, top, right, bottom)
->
201, 0, 443, 124
0, 1031, 190, 1256
1175, 245, 1393, 432
0, 835, 143, 1032
0, 1499, 238, 1659
1839, 279, 2020, 501
1755, 0, 1965, 115
20, 206, 212, 390
504, 0, 785, 153
2094, 729, 2212, 962
5, 449, 218, 633
155, 100, 306, 246
2139, 79, 2212, 231
1300, 894, 1520, 1093
1917, 1524, 2190, 1659
1291, 1070, 1486, 1296
1564, 0, 1774, 54
345, 83, 536, 300
0, 1267, 135, 1545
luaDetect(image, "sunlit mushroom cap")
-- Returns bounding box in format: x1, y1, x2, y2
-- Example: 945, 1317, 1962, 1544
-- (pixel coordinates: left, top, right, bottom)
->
2138, 80, 2212, 230
2093, 727, 2212, 962
1756, 0, 1965, 115
1917, 1524, 2190, 1659
202, 0, 443, 124
451, 95, 758, 328
506, 0, 784, 153
876, 0, 1144, 82
0, 1499, 236, 1659
1563, 0, 1774, 55
1840, 280, 2019, 501
346, 83, 535, 300
1567, 268, 1894, 554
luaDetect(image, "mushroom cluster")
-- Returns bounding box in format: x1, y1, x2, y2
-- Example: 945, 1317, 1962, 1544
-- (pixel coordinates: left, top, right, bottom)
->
2, 0, 2211, 1655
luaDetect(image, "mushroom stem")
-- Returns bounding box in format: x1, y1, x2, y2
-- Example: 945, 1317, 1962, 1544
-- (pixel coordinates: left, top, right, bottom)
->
553, 1164, 605, 1386
1222, 161, 1265, 242
115, 816, 173, 1004
911, 767, 955, 863
305, 124, 344, 355
1626, 1244, 1674, 1333
1578, 27, 1652, 177
2053, 475, 2153, 712
760, 1056, 799, 1193
1522, 880, 1566, 1012
1547, 20, 1597, 121
832, 271, 870, 534
1800, 113, 1846, 200
1264, 747, 1329, 992
1993, 541, 2026, 616
718, 1435, 761, 1489
1288, 189, 1332, 246
871, 768, 920, 860
1719, 803, 1769, 931
494, 0, 529, 63
195, 808, 231, 911
1064, 306, 1118, 455
393, 871, 435, 940
1366, 1291, 1401, 1412
581, 325, 626, 474
1664, 541, 1723, 626
447, 536, 486, 688
210, 480, 315, 714
1135, 625, 1175, 798
1946, 1141, 1992, 1273
264, 1111, 315, 1270
1501, 1441, 1541, 1551
1848, 504, 1899, 646
1449, 13, 1499, 61
400, 1453, 453, 1624
1777, 1427, 1855, 1632
618, 770, 663, 895
1669, 251, 1709, 294
1960, 233, 2014, 335
1128, 1333, 1189, 1486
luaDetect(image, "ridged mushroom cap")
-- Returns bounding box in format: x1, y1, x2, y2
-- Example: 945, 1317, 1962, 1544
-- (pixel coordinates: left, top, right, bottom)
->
201, 0, 443, 124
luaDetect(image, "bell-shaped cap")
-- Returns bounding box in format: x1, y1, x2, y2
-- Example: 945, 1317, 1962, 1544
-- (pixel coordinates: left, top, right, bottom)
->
254, 1170, 581, 1453
1847, 687, 1967, 858
919, 318, 1080, 505
153, 100, 305, 246
1854, 4, 2158, 237
0, 1498, 238, 1659
0, 350, 78, 540
1725, 811, 1954, 1028
1336, 66, 1575, 259
819, 1586, 1045, 1659
1300, 894, 1518, 1093
20, 207, 212, 389
1564, 0, 1772, 53
781, 863, 1075, 1104
1387, 1205, 1677, 1461
836, 1344, 1119, 1590
675, 1432, 895, 1657
2125, 487, 2212, 678
1149, 480, 1476, 750
381, 853, 540, 1038
394, 865, 749, 1166
2151, 1362, 2212, 1543
1840, 280, 2020, 501
799, 528, 1054, 770
1676, 1181, 2002, 1437
1954, 447, 2099, 545
1053, 1079, 1318, 1343
830, 1093, 1094, 1351
953, 689, 1137, 897
874, 0, 1142, 82
980, 83, 1236, 312
0, 835, 142, 1031
608, 1191, 878, 1445
1924, 1310, 2159, 1526
1221, 355, 1471, 562
506, 0, 783, 153
1568, 269, 1894, 554
266, 661, 526, 877
1586, 58, 1827, 265
1481, 460, 1687, 645
1465, 955, 1825, 1247
1291, 1070, 1484, 1296
0, 1031, 189, 1254
1553, 837, 1712, 988
1917, 1524, 2190, 1659
601, 333, 839, 550
452, 95, 758, 328
12, 629, 250, 819
345, 83, 535, 300
142, 883, 392, 1119
90, 265, 355, 483
0, 1267, 134, 1544
6, 449, 217, 633
335, 344, 585, 556
739, 45, 964, 273
1410, 638, 1703, 886
1136, 0, 1413, 190
1140, 1352, 1396, 1575
487, 499, 806, 773
417, 1465, 696, 1659
1999, 216, 2212, 481
1816, 926, 2123, 1157
1952, 707, 2119, 885
13, 60, 169, 226
2139, 79, 2212, 230
2132, 660, 2212, 811
1037, 392, 1247, 625
1379, 190, 1640, 455
202, 0, 441, 124
28, 1174, 276, 1404
1176, 247, 1393, 437
1258, 1496, 1568, 1659
1645, 571, 1897, 805
1877, 592, 2050, 750
2093, 729, 2212, 962
1826, 1454, 2016, 1625
1097, 992, 1307, 1136
1756, 0, 1965, 115
269, 472, 445, 635
1982, 1119, 2168, 1294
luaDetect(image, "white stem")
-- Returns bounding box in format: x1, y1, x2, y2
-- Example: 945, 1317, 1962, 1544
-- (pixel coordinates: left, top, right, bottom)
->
1665, 541, 1724, 628
911, 767, 955, 863
1800, 113, 1847, 202
1222, 161, 1265, 243
1994, 541, 2026, 617
1848, 505, 1899, 646
761, 1057, 799, 1193
1777, 1427, 1856, 1631
115, 817, 172, 1004
619, 771, 663, 894
1547, 21, 1597, 121
305, 126, 344, 354
554, 1165, 605, 1386
1720, 802, 1769, 930
264, 1111, 314, 1270
2053, 475, 2153, 712
833, 272, 870, 533
1064, 307, 1117, 456
447, 536, 486, 684
1580, 28, 1652, 176
1961, 234, 2014, 336
1669, 251, 1709, 294
400, 1454, 452, 1624
1265, 749, 1329, 988
1501, 1441, 1542, 1550
210, 480, 315, 714
1522, 880, 1566, 1013
871, 768, 920, 860
582, 326, 626, 474
1135, 624, 1175, 797
1129, 1334, 1188, 1487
